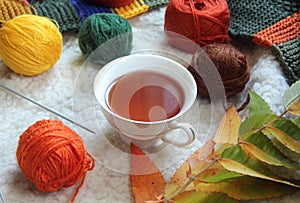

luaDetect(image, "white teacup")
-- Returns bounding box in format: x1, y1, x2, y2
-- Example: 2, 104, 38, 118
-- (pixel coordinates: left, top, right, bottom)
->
94, 54, 197, 148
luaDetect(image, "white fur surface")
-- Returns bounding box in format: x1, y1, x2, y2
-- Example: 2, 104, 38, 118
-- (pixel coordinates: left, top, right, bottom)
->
0, 7, 299, 203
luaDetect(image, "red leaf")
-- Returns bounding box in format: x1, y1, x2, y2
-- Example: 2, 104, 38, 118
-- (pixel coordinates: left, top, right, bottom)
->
130, 144, 166, 203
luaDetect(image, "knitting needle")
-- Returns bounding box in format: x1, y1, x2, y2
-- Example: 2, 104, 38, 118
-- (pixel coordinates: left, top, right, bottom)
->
0, 189, 5, 203
0, 84, 96, 135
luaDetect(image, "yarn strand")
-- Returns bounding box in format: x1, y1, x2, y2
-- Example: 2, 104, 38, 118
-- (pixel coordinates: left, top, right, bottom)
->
71, 153, 95, 203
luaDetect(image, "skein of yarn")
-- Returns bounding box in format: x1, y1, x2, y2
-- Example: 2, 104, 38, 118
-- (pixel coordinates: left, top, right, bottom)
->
188, 44, 250, 98
0, 14, 62, 76
92, 0, 135, 8
164, 0, 231, 53
16, 120, 94, 203
78, 13, 132, 65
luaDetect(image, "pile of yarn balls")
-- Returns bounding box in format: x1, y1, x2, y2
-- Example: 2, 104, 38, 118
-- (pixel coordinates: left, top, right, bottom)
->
164, 0, 250, 98
4, 0, 254, 202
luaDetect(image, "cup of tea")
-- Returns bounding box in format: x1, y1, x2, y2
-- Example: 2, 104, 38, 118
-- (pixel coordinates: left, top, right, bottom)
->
94, 54, 197, 148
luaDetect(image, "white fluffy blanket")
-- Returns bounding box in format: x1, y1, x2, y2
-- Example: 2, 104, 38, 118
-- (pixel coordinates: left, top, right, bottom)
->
1, 7, 299, 203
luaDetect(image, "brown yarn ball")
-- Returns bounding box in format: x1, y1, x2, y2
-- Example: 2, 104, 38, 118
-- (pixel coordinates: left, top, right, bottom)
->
188, 44, 250, 98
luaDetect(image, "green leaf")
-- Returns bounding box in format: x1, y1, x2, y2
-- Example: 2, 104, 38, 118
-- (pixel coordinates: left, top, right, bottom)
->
271, 138, 300, 163
248, 90, 273, 116
264, 118, 300, 153
219, 146, 300, 188
173, 190, 238, 203
194, 176, 298, 200
192, 161, 244, 183
283, 79, 300, 109
241, 132, 300, 169
239, 114, 277, 140
292, 118, 300, 129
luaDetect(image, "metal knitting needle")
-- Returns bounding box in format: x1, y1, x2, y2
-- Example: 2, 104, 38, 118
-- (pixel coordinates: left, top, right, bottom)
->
0, 84, 96, 134
0, 189, 5, 203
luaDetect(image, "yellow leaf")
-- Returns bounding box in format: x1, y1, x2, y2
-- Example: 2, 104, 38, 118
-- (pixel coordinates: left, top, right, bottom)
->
240, 142, 284, 166
218, 158, 300, 188
194, 176, 298, 200
264, 126, 300, 153
165, 140, 216, 199
213, 106, 241, 144
287, 99, 300, 116
173, 190, 238, 203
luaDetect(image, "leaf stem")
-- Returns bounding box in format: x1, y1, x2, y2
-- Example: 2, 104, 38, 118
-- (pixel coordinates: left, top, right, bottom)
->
254, 110, 288, 134
164, 159, 218, 202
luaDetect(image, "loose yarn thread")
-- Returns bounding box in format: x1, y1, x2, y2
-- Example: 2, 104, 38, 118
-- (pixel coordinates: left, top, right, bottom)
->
16, 120, 95, 203
0, 14, 62, 76
92, 0, 136, 8
164, 0, 231, 53
188, 44, 250, 98
78, 13, 132, 65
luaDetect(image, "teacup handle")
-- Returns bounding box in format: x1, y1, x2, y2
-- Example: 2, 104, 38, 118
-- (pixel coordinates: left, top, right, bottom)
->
161, 121, 195, 147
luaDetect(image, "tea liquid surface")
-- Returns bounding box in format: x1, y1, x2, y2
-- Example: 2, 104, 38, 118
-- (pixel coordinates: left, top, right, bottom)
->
107, 70, 184, 122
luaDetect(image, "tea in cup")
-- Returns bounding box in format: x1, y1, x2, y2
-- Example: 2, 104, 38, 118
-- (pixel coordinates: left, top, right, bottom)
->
94, 54, 197, 148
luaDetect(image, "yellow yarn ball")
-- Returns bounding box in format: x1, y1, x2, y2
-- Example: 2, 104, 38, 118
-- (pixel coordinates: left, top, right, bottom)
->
0, 14, 62, 76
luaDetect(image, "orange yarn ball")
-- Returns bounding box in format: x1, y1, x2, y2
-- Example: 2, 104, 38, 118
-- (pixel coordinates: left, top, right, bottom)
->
164, 0, 231, 53
16, 120, 94, 201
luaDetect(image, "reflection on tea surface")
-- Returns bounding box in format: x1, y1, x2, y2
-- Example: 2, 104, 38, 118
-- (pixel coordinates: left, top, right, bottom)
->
107, 70, 185, 122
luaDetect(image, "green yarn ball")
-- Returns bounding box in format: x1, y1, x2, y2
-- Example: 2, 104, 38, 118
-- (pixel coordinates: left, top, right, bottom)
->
78, 13, 132, 65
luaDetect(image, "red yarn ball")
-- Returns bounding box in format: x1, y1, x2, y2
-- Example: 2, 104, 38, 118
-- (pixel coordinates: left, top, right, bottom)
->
92, 0, 135, 7
164, 0, 231, 53
16, 120, 94, 198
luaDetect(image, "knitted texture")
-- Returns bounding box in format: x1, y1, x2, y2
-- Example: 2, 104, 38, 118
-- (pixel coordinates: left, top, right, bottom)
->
112, 0, 149, 19
71, 0, 111, 21
144, 0, 169, 10
0, 0, 31, 22
92, 0, 136, 8
227, 0, 300, 84
273, 36, 300, 84
29, 0, 81, 33
27, 0, 169, 33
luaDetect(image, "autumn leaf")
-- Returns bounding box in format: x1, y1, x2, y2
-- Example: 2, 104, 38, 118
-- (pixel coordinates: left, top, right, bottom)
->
287, 100, 300, 116
248, 90, 273, 116
219, 145, 300, 188
283, 79, 300, 109
173, 190, 238, 203
271, 138, 300, 163
239, 114, 276, 140
194, 176, 298, 200
240, 132, 300, 169
156, 88, 300, 203
192, 161, 243, 183
164, 140, 216, 200
213, 105, 241, 145
263, 118, 300, 153
130, 144, 166, 203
